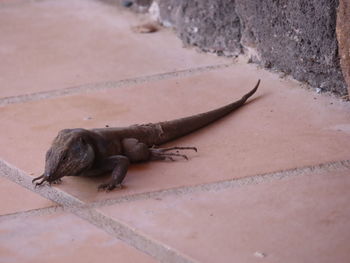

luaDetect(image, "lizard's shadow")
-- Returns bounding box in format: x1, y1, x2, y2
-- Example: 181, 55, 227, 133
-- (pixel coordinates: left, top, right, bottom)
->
83, 162, 153, 184
84, 156, 191, 186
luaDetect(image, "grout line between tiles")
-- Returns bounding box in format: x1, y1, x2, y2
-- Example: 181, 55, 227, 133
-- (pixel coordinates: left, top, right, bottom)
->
86, 159, 350, 208
0, 205, 63, 222
0, 63, 233, 106
73, 206, 197, 263
0, 158, 197, 263
1, 158, 349, 262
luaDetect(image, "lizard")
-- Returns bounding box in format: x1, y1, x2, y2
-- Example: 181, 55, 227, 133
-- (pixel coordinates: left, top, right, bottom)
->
32, 80, 260, 191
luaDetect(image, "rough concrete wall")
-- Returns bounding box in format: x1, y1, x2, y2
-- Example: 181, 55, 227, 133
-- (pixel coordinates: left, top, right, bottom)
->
236, 0, 345, 95
336, 0, 350, 95
157, 0, 242, 56
161, 1, 242, 56
101, 0, 152, 12
155, 0, 348, 96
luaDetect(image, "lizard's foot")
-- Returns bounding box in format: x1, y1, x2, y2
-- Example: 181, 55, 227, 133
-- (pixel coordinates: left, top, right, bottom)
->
32, 174, 46, 186
150, 146, 197, 161
50, 178, 62, 185
98, 182, 123, 192
152, 146, 198, 152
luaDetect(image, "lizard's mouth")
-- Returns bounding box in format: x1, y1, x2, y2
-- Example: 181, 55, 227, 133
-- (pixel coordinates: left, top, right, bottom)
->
32, 163, 90, 186
32, 173, 61, 186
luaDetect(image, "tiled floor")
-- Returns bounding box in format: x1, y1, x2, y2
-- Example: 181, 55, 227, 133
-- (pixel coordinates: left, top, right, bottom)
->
0, 0, 349, 262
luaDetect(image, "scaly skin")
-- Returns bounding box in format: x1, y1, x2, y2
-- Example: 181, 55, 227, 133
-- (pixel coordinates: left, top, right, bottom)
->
32, 80, 260, 191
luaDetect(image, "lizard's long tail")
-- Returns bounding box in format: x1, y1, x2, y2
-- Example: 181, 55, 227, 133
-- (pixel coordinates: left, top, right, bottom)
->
154, 79, 260, 145
94, 80, 260, 146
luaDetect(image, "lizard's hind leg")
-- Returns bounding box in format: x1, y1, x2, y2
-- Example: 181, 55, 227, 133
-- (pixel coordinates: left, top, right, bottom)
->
150, 146, 197, 161
122, 138, 197, 162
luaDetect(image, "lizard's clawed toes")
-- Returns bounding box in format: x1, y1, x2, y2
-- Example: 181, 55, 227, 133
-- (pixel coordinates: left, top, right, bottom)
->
162, 146, 197, 152
98, 182, 123, 192
150, 146, 197, 161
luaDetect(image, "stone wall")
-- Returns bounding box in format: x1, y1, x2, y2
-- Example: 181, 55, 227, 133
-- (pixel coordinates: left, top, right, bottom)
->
337, 0, 350, 96
119, 0, 349, 96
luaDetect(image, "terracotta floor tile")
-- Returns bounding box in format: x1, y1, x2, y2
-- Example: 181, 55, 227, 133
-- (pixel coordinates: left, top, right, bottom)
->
0, 211, 157, 263
1, 0, 349, 260
0, 63, 350, 201
99, 170, 350, 263
0, 177, 55, 216
0, 61, 349, 202
0, 0, 226, 98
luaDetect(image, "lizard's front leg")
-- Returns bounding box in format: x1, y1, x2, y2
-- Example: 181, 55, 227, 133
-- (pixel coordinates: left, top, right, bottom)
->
97, 155, 130, 191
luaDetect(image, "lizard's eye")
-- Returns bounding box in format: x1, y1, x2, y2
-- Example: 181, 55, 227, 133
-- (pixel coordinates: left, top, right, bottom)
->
80, 137, 86, 145
61, 152, 68, 161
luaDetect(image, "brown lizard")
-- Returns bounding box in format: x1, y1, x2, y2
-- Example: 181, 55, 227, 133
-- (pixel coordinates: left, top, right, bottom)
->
32, 80, 260, 191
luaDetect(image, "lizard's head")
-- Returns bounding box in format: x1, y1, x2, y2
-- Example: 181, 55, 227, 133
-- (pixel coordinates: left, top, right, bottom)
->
32, 129, 95, 186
